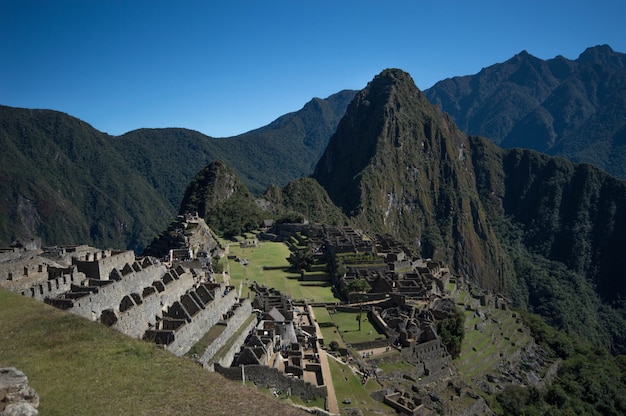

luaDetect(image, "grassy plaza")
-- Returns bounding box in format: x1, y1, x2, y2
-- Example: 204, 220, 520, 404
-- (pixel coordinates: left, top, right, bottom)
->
219, 240, 341, 303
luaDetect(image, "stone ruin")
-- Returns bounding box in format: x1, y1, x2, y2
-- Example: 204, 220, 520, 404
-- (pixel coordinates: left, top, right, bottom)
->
215, 283, 328, 402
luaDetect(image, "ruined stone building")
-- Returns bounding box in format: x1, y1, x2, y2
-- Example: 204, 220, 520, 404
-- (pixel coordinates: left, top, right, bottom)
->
215, 283, 328, 402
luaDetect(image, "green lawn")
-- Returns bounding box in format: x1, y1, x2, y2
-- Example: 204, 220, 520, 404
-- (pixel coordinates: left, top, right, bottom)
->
327, 356, 391, 415
223, 241, 341, 303
326, 310, 385, 345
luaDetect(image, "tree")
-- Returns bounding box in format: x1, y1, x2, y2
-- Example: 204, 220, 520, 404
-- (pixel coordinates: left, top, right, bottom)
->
346, 279, 371, 331
436, 306, 465, 358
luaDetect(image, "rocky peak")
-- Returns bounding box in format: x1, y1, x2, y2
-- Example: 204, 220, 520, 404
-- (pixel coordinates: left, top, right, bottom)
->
577, 44, 625, 68
313, 69, 505, 287
178, 160, 243, 218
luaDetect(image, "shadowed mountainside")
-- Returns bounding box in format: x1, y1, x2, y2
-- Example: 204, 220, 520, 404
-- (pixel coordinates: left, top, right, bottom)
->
0, 90, 355, 250
313, 69, 509, 289
0, 106, 173, 252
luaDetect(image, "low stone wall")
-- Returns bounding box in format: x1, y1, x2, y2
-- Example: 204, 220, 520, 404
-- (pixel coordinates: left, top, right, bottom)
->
351, 338, 390, 351
199, 299, 253, 366
214, 364, 327, 402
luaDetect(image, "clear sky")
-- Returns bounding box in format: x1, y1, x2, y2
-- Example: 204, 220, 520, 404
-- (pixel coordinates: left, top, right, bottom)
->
2, 1, 625, 138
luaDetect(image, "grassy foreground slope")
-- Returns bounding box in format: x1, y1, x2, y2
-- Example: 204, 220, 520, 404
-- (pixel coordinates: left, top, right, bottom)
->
0, 289, 305, 416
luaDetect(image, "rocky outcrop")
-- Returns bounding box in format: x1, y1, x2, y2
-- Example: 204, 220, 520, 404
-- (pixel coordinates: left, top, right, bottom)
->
0, 368, 39, 416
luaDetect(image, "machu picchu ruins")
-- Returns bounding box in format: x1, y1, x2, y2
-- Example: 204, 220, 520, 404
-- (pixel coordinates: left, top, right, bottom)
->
0, 216, 556, 415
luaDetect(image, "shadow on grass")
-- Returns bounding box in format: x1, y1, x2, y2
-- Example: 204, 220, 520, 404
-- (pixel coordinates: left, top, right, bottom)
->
300, 282, 334, 287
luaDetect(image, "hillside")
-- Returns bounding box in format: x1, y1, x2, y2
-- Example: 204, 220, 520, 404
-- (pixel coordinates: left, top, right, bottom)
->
0, 288, 305, 416
424, 44, 626, 179
0, 91, 354, 251
113, 89, 356, 202
0, 105, 174, 252
313, 68, 626, 353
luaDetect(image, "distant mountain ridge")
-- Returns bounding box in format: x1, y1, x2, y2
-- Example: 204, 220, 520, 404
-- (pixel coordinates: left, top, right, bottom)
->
0, 90, 355, 249
424, 44, 626, 179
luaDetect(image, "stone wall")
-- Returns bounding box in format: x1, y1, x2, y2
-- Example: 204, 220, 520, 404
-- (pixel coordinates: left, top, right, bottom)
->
0, 367, 39, 415
25, 271, 83, 301
73, 250, 135, 280
351, 339, 390, 351
69, 261, 167, 320
201, 301, 256, 368
111, 269, 196, 338
164, 287, 238, 357
214, 364, 327, 402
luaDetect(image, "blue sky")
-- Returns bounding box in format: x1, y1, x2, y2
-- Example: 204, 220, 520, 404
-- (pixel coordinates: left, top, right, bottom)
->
2, 1, 625, 137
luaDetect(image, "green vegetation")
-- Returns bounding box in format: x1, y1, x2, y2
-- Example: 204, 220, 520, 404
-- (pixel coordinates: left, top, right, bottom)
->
326, 311, 383, 344
265, 178, 349, 226
0, 289, 304, 416
179, 161, 265, 239
327, 356, 387, 415
0, 106, 174, 252
436, 306, 465, 358
495, 312, 626, 415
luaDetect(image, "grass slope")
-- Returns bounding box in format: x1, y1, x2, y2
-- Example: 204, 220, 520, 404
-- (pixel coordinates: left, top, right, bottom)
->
0, 289, 305, 416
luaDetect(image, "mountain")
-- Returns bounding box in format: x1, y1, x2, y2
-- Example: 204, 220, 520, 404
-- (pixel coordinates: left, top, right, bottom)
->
177, 160, 265, 238
113, 89, 356, 203
313, 68, 626, 352
424, 44, 626, 179
0, 105, 174, 252
313, 69, 509, 288
176, 160, 348, 237
0, 91, 354, 250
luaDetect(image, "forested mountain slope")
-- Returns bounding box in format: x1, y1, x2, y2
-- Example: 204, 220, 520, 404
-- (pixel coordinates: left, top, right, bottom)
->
0, 91, 354, 250
0, 105, 173, 252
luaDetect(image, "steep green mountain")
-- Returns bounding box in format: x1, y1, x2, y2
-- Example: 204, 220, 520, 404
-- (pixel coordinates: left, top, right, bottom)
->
424, 44, 626, 179
470, 138, 626, 351
113, 89, 356, 203
0, 106, 173, 251
313, 69, 511, 288
313, 68, 626, 352
178, 160, 265, 238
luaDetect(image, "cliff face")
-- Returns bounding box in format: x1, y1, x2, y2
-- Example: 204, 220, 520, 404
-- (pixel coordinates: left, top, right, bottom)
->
473, 141, 626, 301
313, 69, 511, 289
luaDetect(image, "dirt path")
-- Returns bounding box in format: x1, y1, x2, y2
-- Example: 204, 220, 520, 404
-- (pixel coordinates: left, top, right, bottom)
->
307, 304, 339, 415
318, 345, 339, 415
